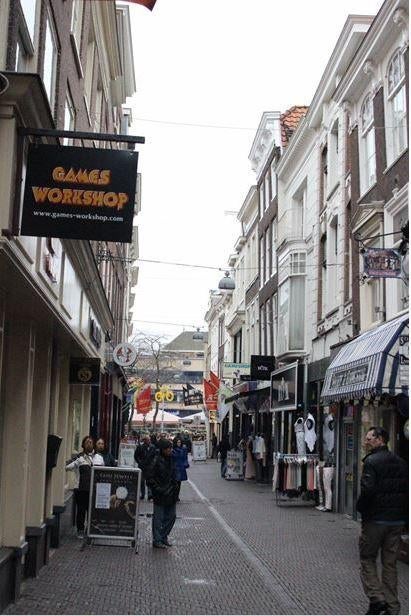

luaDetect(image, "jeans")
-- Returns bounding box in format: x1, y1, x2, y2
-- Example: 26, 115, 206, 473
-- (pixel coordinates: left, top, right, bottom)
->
221, 458, 227, 478
75, 490, 89, 532
152, 503, 176, 545
359, 522, 403, 613
140, 478, 152, 500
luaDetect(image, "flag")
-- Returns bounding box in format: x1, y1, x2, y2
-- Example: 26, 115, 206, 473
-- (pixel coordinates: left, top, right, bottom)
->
203, 379, 218, 411
183, 383, 203, 406
209, 371, 220, 391
136, 386, 152, 414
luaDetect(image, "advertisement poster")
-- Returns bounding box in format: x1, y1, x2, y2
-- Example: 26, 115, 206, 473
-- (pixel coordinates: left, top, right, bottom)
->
192, 441, 207, 461
226, 450, 244, 480
88, 467, 140, 538
118, 443, 137, 468
270, 361, 304, 412
21, 144, 138, 243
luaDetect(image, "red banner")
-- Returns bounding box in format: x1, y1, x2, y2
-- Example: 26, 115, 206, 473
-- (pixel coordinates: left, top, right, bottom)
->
136, 386, 152, 414
204, 379, 218, 411
209, 371, 220, 391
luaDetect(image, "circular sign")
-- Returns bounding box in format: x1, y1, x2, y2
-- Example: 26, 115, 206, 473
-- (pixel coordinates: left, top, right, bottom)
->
113, 343, 137, 367
77, 367, 92, 383
165, 390, 174, 402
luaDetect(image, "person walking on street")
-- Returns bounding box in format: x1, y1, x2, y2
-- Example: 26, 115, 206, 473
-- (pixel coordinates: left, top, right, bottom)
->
218, 435, 230, 479
94, 437, 116, 466
66, 435, 95, 538
172, 438, 190, 501
356, 427, 408, 616
211, 433, 217, 458
145, 439, 179, 549
134, 434, 156, 500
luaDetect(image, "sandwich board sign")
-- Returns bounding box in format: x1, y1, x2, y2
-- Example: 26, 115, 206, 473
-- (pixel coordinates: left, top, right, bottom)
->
87, 466, 141, 552
192, 440, 207, 461
118, 443, 137, 468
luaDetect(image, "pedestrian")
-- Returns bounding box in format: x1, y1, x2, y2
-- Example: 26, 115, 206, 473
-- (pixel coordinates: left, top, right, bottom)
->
94, 437, 116, 466
182, 430, 192, 453
172, 438, 190, 501
134, 434, 156, 500
217, 435, 230, 479
65, 435, 94, 538
211, 433, 217, 458
356, 426, 408, 616
145, 438, 179, 549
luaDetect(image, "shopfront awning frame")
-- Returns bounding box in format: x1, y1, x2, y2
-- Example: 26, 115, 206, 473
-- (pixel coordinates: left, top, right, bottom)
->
321, 313, 409, 403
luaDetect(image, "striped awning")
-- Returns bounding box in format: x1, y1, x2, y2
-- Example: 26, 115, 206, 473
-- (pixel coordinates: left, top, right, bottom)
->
321, 313, 409, 403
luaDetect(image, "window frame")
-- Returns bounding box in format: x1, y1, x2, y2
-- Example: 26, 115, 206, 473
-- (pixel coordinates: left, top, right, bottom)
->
43, 12, 58, 114
359, 93, 377, 194
386, 48, 408, 164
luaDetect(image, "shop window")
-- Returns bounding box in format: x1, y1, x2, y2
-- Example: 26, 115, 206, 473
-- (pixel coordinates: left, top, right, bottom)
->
43, 14, 58, 113
386, 49, 408, 164
359, 94, 376, 194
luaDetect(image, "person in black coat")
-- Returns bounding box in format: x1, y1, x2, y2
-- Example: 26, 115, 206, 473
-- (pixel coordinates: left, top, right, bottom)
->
217, 435, 230, 479
356, 426, 408, 616
134, 434, 156, 500
145, 439, 179, 548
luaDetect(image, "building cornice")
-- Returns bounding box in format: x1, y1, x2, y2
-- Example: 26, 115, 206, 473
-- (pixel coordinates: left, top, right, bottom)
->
248, 112, 281, 181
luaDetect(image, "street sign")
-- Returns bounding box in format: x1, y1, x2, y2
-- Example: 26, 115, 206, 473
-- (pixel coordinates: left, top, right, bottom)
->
222, 362, 250, 379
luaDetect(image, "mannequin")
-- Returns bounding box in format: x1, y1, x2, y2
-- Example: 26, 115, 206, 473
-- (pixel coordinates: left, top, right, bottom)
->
294, 416, 306, 455
304, 413, 317, 452
322, 465, 334, 511
315, 461, 327, 511
323, 413, 335, 455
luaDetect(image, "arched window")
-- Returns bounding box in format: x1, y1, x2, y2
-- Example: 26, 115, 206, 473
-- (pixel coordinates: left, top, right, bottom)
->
386, 49, 407, 163
360, 94, 376, 193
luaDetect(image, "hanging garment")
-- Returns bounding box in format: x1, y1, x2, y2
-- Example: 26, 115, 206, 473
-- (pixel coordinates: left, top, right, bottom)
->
323, 413, 335, 454
323, 466, 335, 510
304, 413, 317, 452
294, 417, 306, 455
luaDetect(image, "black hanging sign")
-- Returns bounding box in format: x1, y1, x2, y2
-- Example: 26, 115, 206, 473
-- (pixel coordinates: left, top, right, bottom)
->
250, 355, 276, 381
20, 144, 138, 242
270, 361, 304, 412
87, 467, 141, 540
69, 357, 101, 385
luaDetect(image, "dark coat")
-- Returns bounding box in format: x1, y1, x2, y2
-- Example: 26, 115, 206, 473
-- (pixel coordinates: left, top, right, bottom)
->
103, 452, 116, 467
218, 439, 230, 460
145, 453, 179, 506
172, 446, 189, 481
134, 442, 156, 474
356, 446, 408, 523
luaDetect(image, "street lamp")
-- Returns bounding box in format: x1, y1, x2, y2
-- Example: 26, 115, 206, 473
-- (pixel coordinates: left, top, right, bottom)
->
192, 328, 204, 341
218, 271, 235, 290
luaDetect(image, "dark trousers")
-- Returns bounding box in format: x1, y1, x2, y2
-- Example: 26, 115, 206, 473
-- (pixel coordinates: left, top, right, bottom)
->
75, 490, 89, 532
221, 458, 227, 478
152, 503, 176, 545
359, 522, 403, 613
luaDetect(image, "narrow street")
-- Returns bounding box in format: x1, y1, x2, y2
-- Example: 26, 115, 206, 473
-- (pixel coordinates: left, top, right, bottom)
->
5, 460, 409, 616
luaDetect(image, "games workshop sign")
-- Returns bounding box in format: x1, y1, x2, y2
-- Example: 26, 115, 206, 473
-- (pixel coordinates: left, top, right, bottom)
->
21, 144, 138, 242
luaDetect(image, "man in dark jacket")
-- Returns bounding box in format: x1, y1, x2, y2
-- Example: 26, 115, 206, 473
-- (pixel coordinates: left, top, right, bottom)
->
217, 435, 230, 478
356, 426, 408, 616
145, 439, 179, 548
134, 434, 155, 500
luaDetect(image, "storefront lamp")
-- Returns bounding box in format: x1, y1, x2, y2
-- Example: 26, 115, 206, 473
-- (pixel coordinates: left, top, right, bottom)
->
218, 271, 235, 290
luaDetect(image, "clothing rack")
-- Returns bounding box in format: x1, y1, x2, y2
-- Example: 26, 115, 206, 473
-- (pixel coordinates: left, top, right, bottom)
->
273, 452, 319, 506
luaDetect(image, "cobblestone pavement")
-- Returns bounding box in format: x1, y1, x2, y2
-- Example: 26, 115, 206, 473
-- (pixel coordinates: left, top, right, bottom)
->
4, 460, 409, 615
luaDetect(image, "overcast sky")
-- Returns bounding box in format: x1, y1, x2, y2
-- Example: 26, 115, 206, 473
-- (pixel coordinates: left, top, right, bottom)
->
127, 0, 383, 342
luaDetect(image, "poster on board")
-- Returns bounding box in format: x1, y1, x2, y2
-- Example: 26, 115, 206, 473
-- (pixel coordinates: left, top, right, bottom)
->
225, 450, 244, 480
87, 466, 141, 548
192, 441, 207, 461
118, 443, 137, 468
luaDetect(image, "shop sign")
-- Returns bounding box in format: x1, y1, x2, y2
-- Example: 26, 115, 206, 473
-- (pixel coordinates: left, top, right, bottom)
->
182, 383, 203, 406
329, 363, 369, 388
250, 355, 276, 381
399, 330, 409, 387
21, 144, 138, 243
87, 466, 141, 542
113, 342, 137, 367
226, 450, 244, 480
270, 361, 304, 412
362, 248, 402, 278
69, 357, 101, 385
222, 362, 250, 379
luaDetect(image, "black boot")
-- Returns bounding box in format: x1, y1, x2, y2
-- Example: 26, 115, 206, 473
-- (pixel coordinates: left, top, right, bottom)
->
366, 602, 388, 615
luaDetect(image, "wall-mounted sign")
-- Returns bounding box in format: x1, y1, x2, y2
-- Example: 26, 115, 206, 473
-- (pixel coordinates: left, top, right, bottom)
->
250, 355, 276, 381
69, 357, 101, 385
270, 361, 304, 412
113, 343, 137, 367
222, 362, 250, 379
182, 383, 203, 406
21, 144, 138, 243
89, 316, 102, 349
362, 248, 402, 278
